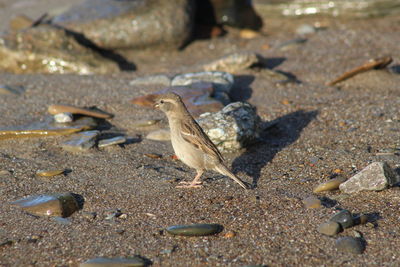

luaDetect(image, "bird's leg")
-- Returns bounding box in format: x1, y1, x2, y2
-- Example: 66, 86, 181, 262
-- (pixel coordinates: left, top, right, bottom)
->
177, 170, 204, 188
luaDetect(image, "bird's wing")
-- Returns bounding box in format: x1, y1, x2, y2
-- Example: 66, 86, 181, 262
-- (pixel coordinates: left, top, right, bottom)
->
180, 118, 224, 161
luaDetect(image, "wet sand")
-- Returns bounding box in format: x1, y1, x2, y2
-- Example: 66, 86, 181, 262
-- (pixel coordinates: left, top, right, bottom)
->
1, 2, 400, 266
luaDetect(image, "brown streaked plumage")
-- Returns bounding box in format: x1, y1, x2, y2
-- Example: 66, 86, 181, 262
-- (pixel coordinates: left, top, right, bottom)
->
154, 93, 248, 189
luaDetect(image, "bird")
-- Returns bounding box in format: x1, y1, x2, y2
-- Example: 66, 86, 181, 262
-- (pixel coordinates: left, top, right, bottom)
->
154, 92, 249, 189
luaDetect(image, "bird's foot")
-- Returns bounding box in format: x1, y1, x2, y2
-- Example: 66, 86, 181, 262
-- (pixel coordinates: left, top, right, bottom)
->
176, 181, 203, 188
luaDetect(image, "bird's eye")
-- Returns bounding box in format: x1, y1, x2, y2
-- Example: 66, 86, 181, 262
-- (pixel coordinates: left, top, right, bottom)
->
160, 100, 164, 104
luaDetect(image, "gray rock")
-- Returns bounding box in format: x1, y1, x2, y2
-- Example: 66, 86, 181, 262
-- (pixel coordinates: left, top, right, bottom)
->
54, 112, 73, 123
317, 221, 341, 236
146, 129, 171, 141
296, 24, 316, 35
198, 102, 260, 152
166, 223, 223, 236
203, 51, 260, 73
79, 257, 146, 267
11, 193, 79, 218
335, 237, 365, 254
171, 71, 234, 94
329, 210, 354, 229
98, 136, 126, 148
61, 130, 100, 152
129, 74, 171, 86
52, 0, 195, 50
339, 162, 399, 193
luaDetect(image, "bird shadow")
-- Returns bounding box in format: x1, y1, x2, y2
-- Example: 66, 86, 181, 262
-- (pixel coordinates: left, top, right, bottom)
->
231, 110, 319, 188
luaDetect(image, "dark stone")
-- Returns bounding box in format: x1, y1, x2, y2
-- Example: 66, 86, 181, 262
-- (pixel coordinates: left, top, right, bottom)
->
329, 210, 354, 229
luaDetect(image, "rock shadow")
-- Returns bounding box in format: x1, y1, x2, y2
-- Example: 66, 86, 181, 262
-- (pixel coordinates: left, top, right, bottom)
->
70, 193, 85, 210
230, 75, 255, 102
47, 23, 136, 71
232, 110, 318, 188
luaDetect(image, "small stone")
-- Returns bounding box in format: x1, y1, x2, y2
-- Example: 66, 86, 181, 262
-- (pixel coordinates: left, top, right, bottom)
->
198, 102, 260, 152
0, 116, 96, 140
224, 230, 236, 238
203, 51, 260, 73
239, 29, 260, 39
296, 24, 316, 35
0, 239, 13, 247
104, 209, 123, 220
330, 210, 354, 229
335, 237, 365, 254
0, 84, 25, 95
317, 221, 341, 236
359, 214, 368, 225
277, 38, 307, 51
166, 223, 223, 236
79, 257, 146, 267
48, 104, 113, 119
61, 130, 99, 152
313, 177, 347, 193
171, 71, 234, 94
130, 74, 171, 86
9, 14, 33, 31
11, 193, 79, 217
146, 129, 171, 141
339, 162, 399, 193
54, 112, 74, 123
302, 196, 322, 209
131, 119, 160, 128
98, 136, 126, 148
36, 169, 65, 177
0, 170, 12, 177
144, 153, 162, 159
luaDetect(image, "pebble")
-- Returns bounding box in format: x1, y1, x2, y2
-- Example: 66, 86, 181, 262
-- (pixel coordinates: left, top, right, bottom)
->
0, 170, 12, 177
296, 24, 317, 35
61, 130, 99, 152
335, 237, 365, 254
329, 210, 354, 229
131, 119, 160, 128
203, 51, 260, 73
302, 196, 322, 209
36, 169, 65, 177
259, 69, 292, 84
54, 112, 73, 123
277, 38, 307, 51
0, 84, 25, 95
239, 29, 260, 39
224, 230, 236, 238
98, 136, 126, 148
11, 193, 79, 217
166, 223, 223, 236
171, 71, 234, 94
0, 116, 96, 140
339, 162, 399, 193
79, 257, 146, 267
130, 74, 171, 86
146, 129, 171, 141
48, 104, 113, 119
317, 221, 341, 236
198, 102, 260, 152
313, 177, 347, 193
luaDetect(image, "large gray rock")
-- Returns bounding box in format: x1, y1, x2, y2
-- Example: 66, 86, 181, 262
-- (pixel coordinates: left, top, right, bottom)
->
198, 102, 260, 152
52, 0, 195, 50
339, 162, 399, 193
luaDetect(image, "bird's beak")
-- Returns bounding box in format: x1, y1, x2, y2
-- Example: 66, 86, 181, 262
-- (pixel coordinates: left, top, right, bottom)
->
154, 102, 159, 109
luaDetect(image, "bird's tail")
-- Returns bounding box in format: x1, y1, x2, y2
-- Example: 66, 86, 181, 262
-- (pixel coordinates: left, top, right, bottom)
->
215, 164, 249, 189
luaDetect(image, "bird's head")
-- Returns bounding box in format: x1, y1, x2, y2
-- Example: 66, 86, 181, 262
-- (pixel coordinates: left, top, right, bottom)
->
154, 93, 185, 115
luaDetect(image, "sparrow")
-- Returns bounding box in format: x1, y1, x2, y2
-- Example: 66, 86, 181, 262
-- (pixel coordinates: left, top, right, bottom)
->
154, 92, 248, 189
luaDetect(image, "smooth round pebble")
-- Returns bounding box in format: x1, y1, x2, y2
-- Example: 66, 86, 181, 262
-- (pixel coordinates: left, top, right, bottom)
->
302, 196, 322, 209
79, 257, 146, 267
166, 223, 223, 236
330, 210, 354, 229
313, 177, 346, 193
317, 221, 341, 236
54, 112, 73, 123
335, 237, 365, 254
146, 129, 170, 141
